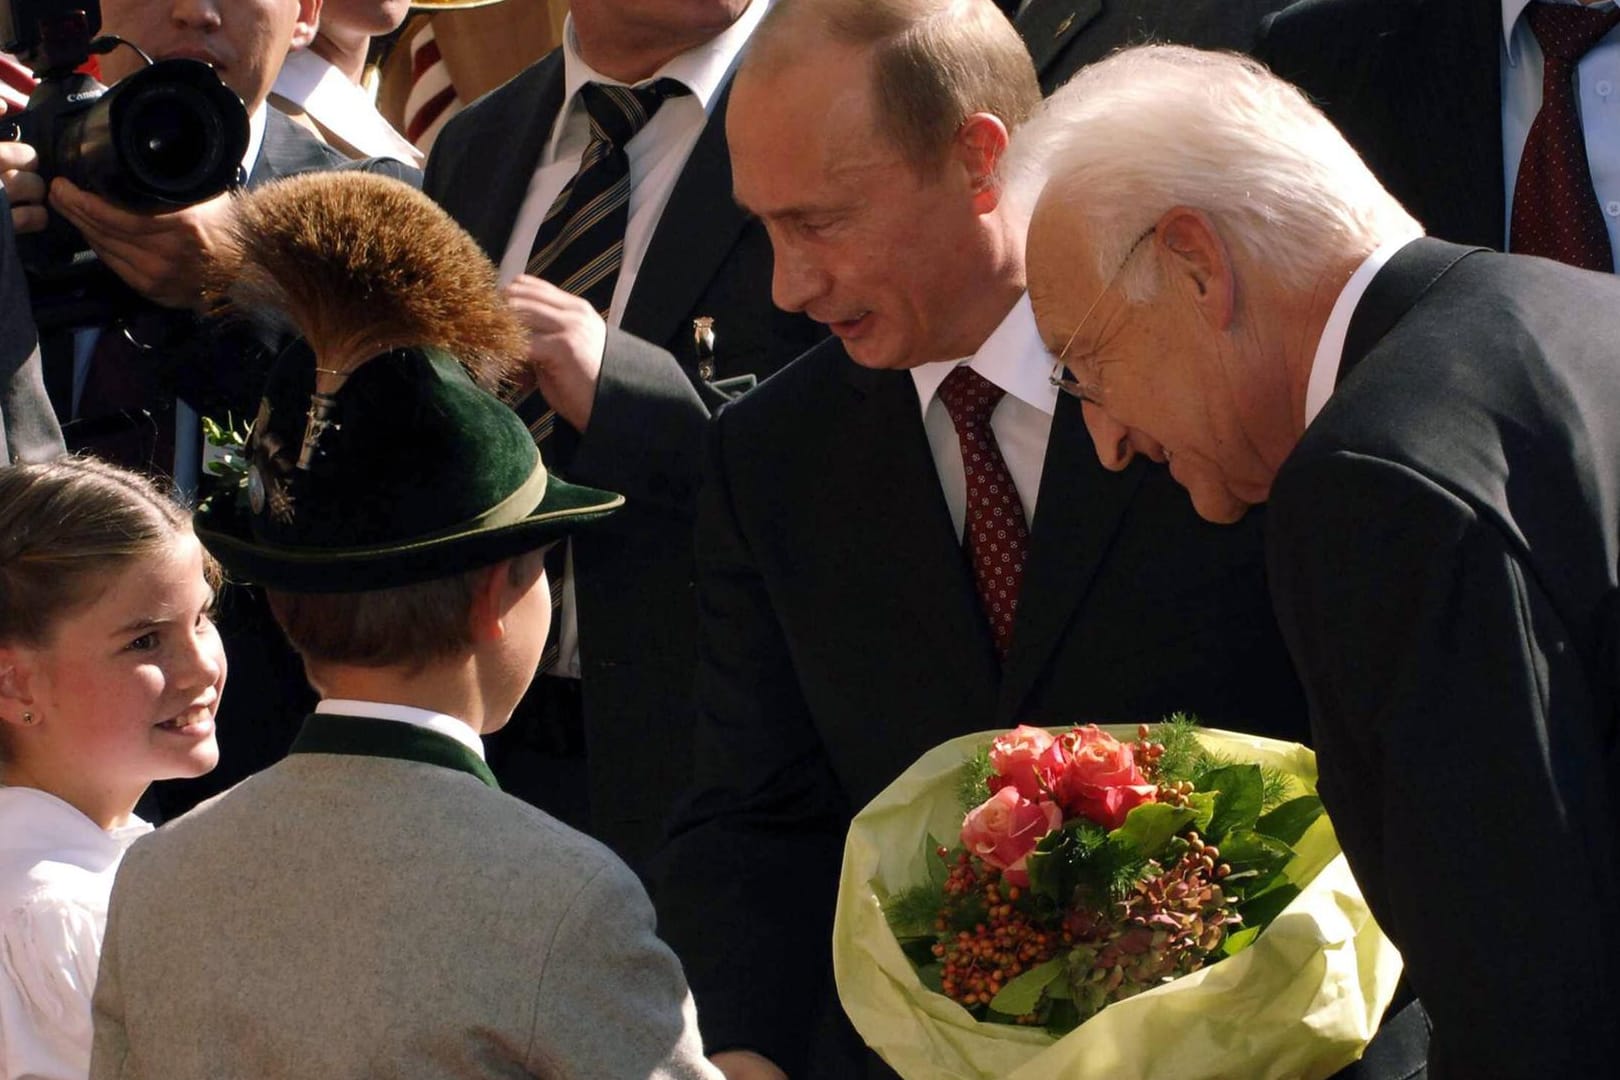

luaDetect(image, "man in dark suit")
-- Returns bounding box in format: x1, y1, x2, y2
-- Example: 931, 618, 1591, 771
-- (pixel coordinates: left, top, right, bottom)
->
1019, 43, 1620, 1079
1012, 0, 1290, 92
1, 0, 417, 818
1258, 0, 1620, 271
0, 189, 61, 465
422, 0, 823, 868
651, 5, 1312, 1078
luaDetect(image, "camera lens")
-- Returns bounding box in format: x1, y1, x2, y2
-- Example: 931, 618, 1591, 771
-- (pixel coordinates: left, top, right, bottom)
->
119, 84, 226, 195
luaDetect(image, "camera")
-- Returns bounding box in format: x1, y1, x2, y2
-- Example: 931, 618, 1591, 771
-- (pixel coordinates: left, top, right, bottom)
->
1, 0, 249, 327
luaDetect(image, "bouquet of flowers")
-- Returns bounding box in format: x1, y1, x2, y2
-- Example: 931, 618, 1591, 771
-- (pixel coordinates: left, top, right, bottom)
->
834, 719, 1402, 1080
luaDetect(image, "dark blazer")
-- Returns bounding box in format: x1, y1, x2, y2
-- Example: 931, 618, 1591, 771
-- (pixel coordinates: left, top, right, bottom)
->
1267, 238, 1620, 1079
1257, 0, 1505, 249
1016, 0, 1291, 93
654, 335, 1309, 1076
0, 189, 63, 463
422, 49, 824, 866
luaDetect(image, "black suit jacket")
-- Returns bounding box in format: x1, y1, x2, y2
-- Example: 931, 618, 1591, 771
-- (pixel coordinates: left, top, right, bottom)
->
1257, 0, 1505, 249
654, 335, 1308, 1075
422, 49, 825, 866
0, 188, 62, 463
1268, 239, 1620, 1079
1016, 0, 1290, 93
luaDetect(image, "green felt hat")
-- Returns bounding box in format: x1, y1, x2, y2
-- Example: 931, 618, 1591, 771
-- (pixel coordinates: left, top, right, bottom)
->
193, 171, 621, 593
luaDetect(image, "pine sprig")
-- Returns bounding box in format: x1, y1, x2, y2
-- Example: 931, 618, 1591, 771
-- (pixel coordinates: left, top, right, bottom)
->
958, 746, 996, 813
883, 882, 945, 939
1152, 714, 1296, 810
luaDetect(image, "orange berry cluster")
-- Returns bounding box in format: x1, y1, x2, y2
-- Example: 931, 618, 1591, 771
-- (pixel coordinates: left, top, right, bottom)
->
930, 851, 1060, 1019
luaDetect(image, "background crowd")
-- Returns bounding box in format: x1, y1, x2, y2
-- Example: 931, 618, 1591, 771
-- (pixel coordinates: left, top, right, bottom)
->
1, 0, 1617, 1078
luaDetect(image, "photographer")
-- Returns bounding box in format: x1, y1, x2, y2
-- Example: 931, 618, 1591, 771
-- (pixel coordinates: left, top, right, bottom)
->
1, 0, 418, 478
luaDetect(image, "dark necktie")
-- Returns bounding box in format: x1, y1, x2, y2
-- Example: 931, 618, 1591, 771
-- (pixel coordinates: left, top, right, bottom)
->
520, 78, 686, 674
1509, 1, 1620, 270
937, 366, 1031, 663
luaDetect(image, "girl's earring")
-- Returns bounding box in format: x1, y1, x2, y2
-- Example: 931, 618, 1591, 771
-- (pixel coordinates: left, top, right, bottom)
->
21, 711, 34, 725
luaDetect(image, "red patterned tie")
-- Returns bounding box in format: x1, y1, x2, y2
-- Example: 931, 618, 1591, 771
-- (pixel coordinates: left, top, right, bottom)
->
937, 366, 1030, 662
1509, 1, 1620, 270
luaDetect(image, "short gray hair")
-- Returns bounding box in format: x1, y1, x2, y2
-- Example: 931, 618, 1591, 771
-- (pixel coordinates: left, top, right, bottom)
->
1003, 45, 1419, 297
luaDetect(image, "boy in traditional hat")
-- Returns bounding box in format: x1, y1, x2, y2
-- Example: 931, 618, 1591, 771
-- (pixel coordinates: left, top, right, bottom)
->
86, 173, 720, 1080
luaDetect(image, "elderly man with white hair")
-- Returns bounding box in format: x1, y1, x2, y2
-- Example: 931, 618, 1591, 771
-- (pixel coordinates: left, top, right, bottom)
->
1014, 43, 1620, 1080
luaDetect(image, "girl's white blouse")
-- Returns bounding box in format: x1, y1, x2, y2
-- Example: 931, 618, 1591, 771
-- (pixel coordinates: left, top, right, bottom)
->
0, 787, 150, 1080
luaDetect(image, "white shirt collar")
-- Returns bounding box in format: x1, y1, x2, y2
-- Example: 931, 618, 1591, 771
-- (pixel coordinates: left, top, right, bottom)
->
0, 787, 150, 857
243, 103, 269, 180
270, 48, 424, 166
1503, 0, 1618, 65
910, 293, 1058, 419
548, 0, 768, 160
1303, 233, 1423, 428
315, 699, 487, 760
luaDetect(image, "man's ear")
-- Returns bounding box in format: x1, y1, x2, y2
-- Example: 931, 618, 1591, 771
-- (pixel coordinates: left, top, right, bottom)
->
1156, 207, 1236, 331
953, 112, 1011, 216
291, 0, 322, 50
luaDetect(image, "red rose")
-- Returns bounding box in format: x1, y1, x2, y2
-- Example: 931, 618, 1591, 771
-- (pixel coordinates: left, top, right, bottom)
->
1053, 725, 1157, 830
987, 724, 1064, 801
960, 787, 1063, 887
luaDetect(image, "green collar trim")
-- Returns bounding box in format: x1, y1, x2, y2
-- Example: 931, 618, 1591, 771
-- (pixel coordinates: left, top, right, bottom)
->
288, 714, 499, 790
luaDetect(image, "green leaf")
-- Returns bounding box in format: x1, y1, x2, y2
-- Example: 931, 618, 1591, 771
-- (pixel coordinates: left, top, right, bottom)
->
1046, 997, 1081, 1035
1255, 795, 1324, 846
1217, 829, 1294, 899
917, 962, 945, 995
1200, 763, 1265, 840
1109, 801, 1197, 859
1221, 924, 1261, 957
989, 957, 1065, 1015
1239, 881, 1302, 930
1184, 790, 1217, 833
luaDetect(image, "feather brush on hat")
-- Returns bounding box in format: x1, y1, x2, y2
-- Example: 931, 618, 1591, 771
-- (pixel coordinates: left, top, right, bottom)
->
210, 171, 527, 399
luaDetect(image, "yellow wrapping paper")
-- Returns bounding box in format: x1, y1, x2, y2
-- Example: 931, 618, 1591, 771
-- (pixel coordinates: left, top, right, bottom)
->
834, 726, 1404, 1080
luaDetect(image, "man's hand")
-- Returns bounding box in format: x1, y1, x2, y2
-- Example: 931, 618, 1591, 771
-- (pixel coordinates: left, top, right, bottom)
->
0, 141, 47, 233
710, 1050, 789, 1080
503, 274, 606, 433
48, 178, 234, 309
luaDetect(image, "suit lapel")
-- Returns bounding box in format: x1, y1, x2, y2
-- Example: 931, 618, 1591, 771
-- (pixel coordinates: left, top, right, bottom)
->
1016, 0, 1104, 84
620, 82, 750, 350
249, 110, 344, 187
1394, 0, 1503, 247
997, 392, 1145, 722
457, 56, 566, 262
837, 362, 1002, 701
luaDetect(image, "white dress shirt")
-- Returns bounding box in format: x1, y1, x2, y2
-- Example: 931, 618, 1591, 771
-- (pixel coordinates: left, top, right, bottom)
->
315, 698, 487, 760
1501, 0, 1620, 267
1303, 234, 1424, 428
0, 787, 150, 1080
910, 294, 1057, 537
498, 2, 767, 678
271, 48, 425, 167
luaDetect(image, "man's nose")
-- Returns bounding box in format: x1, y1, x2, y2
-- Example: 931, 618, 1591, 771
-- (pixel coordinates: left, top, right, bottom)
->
1082, 402, 1138, 471
168, 0, 222, 29
770, 243, 828, 315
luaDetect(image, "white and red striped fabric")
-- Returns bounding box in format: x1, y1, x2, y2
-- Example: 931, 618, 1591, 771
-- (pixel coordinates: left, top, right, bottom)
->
0, 52, 37, 116
402, 22, 462, 154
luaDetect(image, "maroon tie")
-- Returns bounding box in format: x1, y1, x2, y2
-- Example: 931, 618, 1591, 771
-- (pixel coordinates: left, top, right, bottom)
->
1509, 1, 1620, 270
937, 366, 1030, 662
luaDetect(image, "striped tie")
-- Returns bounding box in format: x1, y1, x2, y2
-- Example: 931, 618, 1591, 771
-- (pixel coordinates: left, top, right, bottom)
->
521, 78, 685, 674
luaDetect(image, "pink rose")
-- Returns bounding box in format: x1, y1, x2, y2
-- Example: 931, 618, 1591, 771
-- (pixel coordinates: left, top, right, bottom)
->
1053, 725, 1157, 830
960, 787, 1063, 887
987, 724, 1064, 800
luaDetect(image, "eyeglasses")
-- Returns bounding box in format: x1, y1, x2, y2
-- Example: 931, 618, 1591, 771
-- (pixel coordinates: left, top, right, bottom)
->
1048, 227, 1156, 405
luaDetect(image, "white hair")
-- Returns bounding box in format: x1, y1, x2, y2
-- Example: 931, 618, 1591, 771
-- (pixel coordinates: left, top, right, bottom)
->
1001, 45, 1419, 298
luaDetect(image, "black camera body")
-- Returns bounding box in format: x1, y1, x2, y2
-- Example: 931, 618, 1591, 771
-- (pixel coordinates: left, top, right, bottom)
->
1, 0, 249, 327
